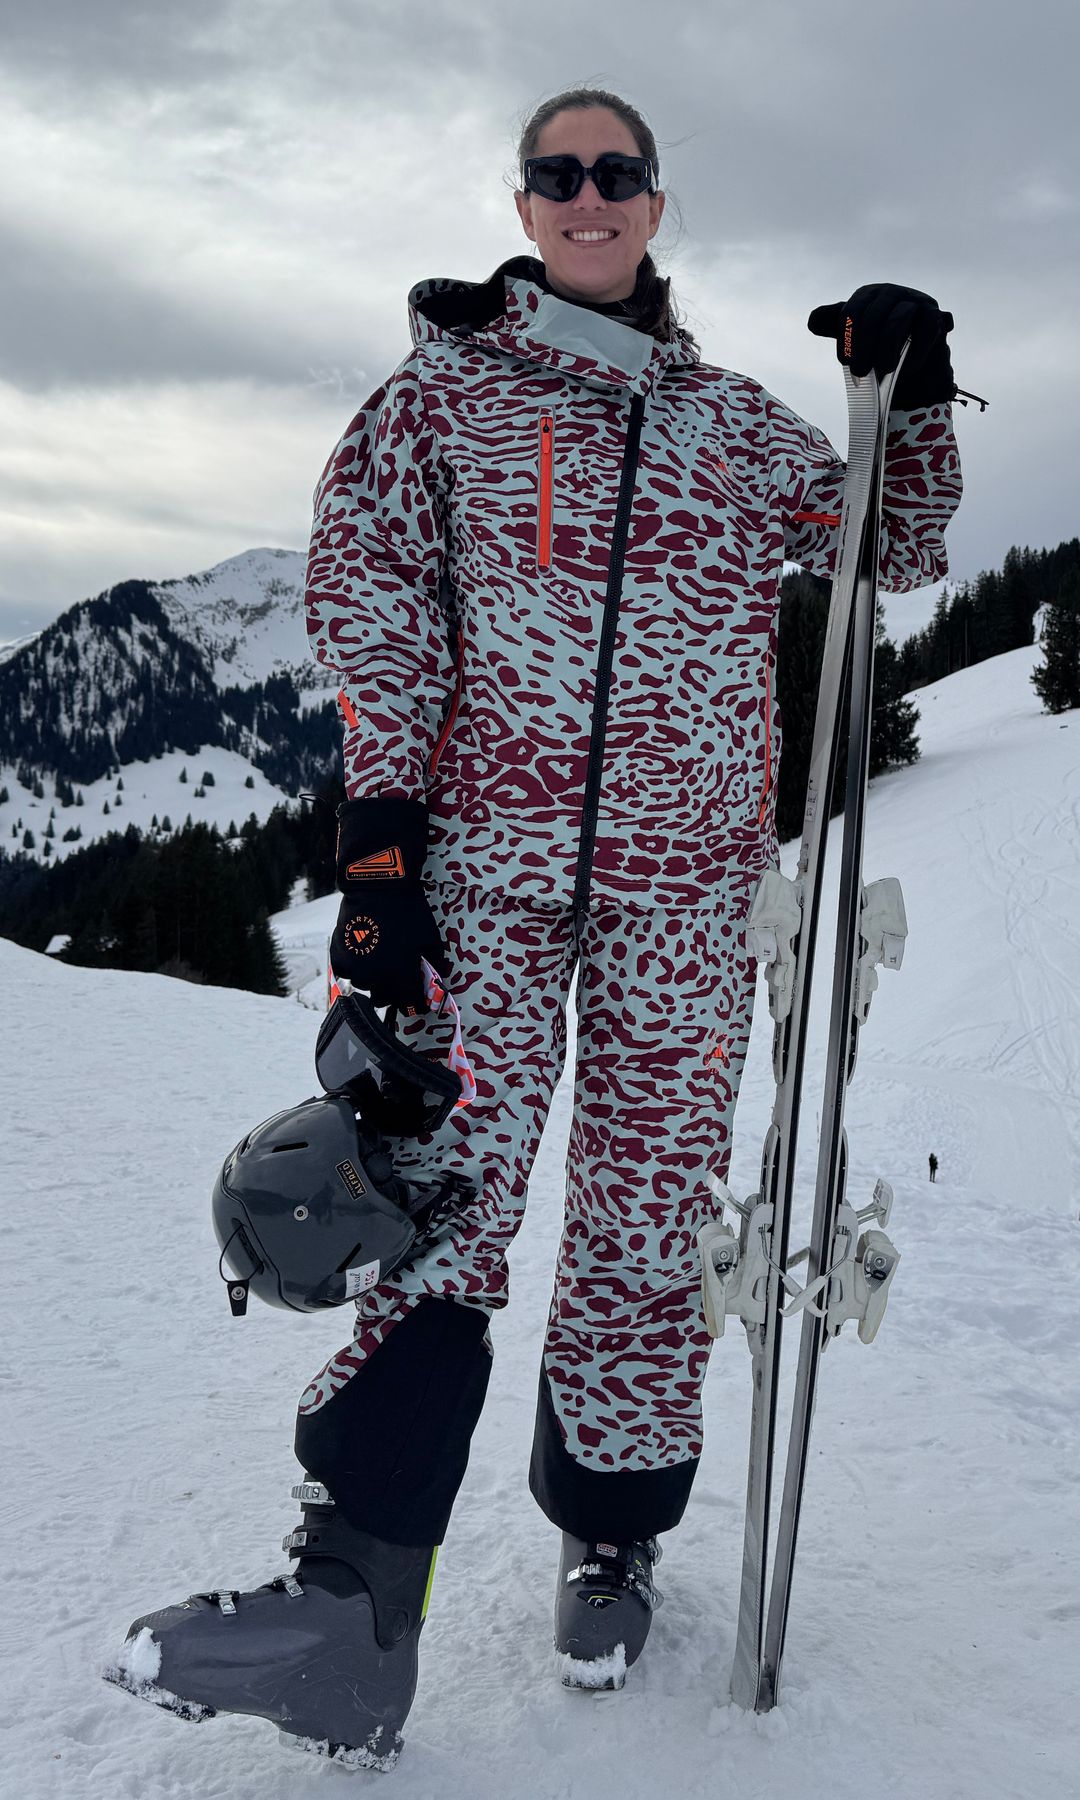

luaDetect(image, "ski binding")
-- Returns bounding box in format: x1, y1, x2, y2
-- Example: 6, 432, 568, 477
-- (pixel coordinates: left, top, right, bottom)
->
855, 877, 908, 1024
701, 1172, 899, 1347
699, 1174, 801, 1341
783, 1180, 900, 1343
746, 870, 803, 1023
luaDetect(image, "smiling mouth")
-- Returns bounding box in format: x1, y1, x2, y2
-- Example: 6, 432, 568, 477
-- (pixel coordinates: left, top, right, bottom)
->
563, 228, 620, 244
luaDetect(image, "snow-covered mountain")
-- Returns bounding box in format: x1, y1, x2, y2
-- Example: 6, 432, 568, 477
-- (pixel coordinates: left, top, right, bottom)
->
0, 548, 340, 861
5, 640, 1078, 1798
151, 548, 317, 691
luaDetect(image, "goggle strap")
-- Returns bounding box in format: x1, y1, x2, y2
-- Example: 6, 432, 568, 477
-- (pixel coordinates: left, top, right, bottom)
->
420, 957, 477, 1106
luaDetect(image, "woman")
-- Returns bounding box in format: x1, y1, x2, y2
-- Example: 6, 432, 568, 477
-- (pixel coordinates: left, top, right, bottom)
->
105, 86, 962, 1769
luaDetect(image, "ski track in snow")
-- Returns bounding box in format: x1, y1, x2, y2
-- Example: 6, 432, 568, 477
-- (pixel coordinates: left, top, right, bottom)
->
2, 646, 1078, 1800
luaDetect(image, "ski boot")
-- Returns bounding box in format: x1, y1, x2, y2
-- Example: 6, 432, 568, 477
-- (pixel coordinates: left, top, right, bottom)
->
554, 1534, 662, 1690
102, 1475, 436, 1772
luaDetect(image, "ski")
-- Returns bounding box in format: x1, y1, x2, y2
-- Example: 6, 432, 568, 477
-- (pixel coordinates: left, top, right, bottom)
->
699, 343, 909, 1712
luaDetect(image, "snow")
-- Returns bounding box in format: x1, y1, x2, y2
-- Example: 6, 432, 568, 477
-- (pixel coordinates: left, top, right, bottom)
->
151, 547, 318, 694
0, 745, 294, 864
0, 627, 41, 667
2, 644, 1078, 1798
281, 1726, 399, 1773
557, 1644, 628, 1689
110, 1629, 162, 1686
270, 888, 335, 1009
1, 543, 335, 866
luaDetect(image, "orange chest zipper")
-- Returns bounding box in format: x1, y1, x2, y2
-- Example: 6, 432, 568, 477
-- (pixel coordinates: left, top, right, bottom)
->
537, 412, 554, 571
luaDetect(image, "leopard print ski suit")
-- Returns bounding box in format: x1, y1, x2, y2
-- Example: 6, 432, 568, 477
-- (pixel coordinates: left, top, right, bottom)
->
297, 258, 962, 1544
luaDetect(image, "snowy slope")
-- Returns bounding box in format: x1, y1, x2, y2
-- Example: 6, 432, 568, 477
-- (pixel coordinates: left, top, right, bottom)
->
1, 745, 295, 864
3, 644, 1078, 1800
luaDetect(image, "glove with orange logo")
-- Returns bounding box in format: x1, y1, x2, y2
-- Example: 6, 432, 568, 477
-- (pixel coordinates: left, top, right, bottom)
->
330, 796, 449, 1012
808, 283, 956, 409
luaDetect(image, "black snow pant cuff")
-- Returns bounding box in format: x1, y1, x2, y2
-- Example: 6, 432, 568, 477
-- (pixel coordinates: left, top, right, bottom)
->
294, 1297, 493, 1547
527, 1372, 698, 1541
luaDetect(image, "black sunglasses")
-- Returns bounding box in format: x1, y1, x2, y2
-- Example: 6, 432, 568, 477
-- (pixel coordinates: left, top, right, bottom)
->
522, 153, 658, 204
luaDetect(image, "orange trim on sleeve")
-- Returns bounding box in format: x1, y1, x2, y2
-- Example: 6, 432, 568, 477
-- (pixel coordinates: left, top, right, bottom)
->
338, 689, 359, 729
792, 509, 841, 526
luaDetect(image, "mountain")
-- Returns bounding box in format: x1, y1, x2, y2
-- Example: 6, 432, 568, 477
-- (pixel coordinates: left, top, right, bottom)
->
4, 640, 1077, 1797
0, 548, 341, 860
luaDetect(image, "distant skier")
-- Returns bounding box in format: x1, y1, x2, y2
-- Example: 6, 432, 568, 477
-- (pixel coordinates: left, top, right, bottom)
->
104, 82, 963, 1770
929, 1152, 939, 1183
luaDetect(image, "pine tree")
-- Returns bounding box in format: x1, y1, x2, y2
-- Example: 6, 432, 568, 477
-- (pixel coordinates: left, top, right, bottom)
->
22, 830, 34, 850
243, 908, 289, 996
179, 767, 188, 784
1031, 569, 1080, 713
0, 785, 9, 804
774, 573, 921, 842
244, 774, 255, 789
103, 801, 110, 815
202, 770, 216, 787
870, 633, 920, 775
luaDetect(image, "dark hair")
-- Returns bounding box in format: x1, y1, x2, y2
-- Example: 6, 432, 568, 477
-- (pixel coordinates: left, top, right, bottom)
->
516, 86, 696, 351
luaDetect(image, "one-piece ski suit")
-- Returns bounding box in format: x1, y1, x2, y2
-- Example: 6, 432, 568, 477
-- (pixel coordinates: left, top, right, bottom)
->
296, 257, 962, 1546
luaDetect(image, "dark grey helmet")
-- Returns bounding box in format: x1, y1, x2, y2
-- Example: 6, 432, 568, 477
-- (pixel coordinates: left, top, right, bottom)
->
212, 1093, 470, 1316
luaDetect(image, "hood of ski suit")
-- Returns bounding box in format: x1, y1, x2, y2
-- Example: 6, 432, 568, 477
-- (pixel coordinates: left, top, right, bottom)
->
307, 257, 960, 918
406, 255, 701, 397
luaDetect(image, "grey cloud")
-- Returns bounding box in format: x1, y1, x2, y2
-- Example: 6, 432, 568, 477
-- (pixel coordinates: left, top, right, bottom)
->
0, 0, 233, 93
0, 221, 313, 390
1, 0, 1077, 628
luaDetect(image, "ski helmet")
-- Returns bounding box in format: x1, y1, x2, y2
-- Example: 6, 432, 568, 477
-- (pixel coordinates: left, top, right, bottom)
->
214, 965, 476, 1316
213, 1092, 474, 1316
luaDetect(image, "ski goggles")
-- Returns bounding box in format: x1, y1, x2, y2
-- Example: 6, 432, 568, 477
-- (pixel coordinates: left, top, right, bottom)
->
316, 957, 476, 1135
521, 153, 658, 204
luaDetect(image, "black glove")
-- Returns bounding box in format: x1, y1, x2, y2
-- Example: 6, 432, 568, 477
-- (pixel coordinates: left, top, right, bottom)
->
329, 796, 449, 1012
808, 282, 956, 409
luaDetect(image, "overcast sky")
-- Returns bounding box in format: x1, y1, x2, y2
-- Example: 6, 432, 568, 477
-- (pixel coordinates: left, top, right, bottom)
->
1, 0, 1077, 642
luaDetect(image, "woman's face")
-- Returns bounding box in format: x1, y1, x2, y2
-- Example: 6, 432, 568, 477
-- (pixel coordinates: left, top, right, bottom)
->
514, 106, 665, 305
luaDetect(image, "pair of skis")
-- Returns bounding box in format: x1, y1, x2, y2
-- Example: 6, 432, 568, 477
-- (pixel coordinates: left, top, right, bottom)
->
699, 345, 912, 1711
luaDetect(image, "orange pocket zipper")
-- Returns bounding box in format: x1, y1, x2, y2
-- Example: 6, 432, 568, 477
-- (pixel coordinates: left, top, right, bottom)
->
537, 412, 554, 571
428, 621, 465, 781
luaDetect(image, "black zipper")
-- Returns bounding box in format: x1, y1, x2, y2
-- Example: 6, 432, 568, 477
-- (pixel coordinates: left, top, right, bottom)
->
571, 391, 646, 954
